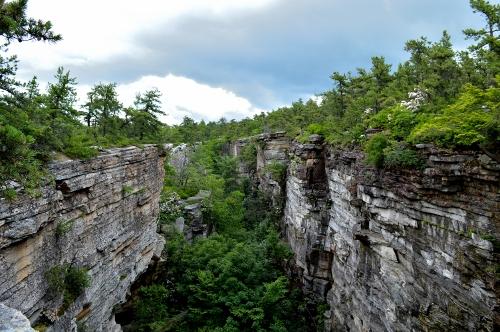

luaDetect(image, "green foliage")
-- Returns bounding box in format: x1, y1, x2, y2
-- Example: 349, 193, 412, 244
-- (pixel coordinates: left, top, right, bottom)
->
409, 82, 499, 148
239, 142, 257, 172
55, 219, 75, 237
365, 135, 425, 169
366, 105, 419, 140
264, 161, 287, 184
62, 131, 98, 159
3, 187, 17, 201
0, 122, 44, 197
135, 285, 170, 324
122, 185, 134, 195
364, 133, 389, 168
0, 0, 61, 45
383, 144, 425, 169
159, 191, 183, 224
46, 264, 90, 311
133, 232, 315, 331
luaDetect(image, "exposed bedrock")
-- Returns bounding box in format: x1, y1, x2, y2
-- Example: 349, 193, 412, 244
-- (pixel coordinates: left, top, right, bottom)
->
0, 145, 166, 331
251, 134, 498, 331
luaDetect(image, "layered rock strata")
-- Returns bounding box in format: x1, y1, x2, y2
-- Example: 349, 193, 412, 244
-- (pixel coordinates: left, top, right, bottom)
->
255, 132, 291, 211
0, 145, 166, 331
283, 137, 499, 331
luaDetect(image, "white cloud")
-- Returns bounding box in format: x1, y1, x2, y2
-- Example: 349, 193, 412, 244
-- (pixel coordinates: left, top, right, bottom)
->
10, 0, 278, 72
75, 74, 264, 125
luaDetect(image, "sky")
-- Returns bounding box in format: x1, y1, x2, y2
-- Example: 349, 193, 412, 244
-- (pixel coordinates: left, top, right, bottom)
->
11, 0, 485, 124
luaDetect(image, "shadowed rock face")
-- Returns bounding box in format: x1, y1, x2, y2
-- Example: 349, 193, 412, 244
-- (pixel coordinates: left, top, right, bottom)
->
252, 134, 499, 332
0, 145, 166, 331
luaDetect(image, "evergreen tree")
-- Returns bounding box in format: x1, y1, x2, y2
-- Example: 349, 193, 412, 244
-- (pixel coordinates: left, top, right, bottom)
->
330, 72, 350, 116
45, 67, 78, 121
84, 83, 122, 135
463, 0, 500, 54
128, 88, 165, 140
0, 0, 61, 45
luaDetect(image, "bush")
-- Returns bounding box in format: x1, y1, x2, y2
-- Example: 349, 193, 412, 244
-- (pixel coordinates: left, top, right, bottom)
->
159, 191, 183, 224
364, 133, 389, 168
409, 83, 499, 149
383, 144, 425, 169
135, 285, 170, 323
0, 123, 45, 198
46, 264, 90, 310
264, 161, 288, 184
55, 219, 75, 237
239, 142, 257, 172
366, 105, 418, 140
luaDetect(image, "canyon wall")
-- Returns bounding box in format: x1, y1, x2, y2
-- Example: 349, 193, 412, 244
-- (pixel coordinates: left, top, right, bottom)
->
0, 145, 166, 331
254, 135, 499, 331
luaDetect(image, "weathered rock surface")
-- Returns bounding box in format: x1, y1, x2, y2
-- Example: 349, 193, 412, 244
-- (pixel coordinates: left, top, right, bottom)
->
0, 303, 35, 332
284, 140, 499, 331
0, 146, 166, 331
174, 190, 211, 242
255, 132, 291, 211
251, 134, 499, 331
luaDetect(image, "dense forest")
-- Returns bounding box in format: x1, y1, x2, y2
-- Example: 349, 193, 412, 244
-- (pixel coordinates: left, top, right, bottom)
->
118, 139, 328, 331
0, 0, 499, 331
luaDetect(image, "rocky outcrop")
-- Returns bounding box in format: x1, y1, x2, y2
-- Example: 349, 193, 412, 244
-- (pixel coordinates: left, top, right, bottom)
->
0, 146, 166, 331
170, 190, 211, 242
283, 137, 499, 331
0, 303, 35, 332
255, 132, 291, 211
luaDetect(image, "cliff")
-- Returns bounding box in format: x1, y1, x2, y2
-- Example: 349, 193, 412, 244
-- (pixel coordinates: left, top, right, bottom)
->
0, 145, 166, 331
251, 134, 499, 331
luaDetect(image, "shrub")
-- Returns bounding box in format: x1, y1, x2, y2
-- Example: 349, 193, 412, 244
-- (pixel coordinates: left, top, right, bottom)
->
3, 188, 17, 201
55, 219, 75, 237
135, 285, 170, 323
46, 264, 90, 311
383, 144, 425, 169
364, 133, 389, 168
409, 83, 499, 149
239, 142, 257, 172
122, 185, 134, 195
159, 191, 183, 224
0, 123, 45, 198
366, 105, 418, 140
57, 126, 99, 160
264, 161, 287, 184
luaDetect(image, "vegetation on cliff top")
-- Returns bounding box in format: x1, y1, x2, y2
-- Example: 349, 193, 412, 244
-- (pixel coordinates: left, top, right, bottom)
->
0, 0, 498, 197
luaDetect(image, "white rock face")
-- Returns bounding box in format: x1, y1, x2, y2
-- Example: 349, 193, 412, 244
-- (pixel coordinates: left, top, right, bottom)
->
283, 143, 499, 332
254, 135, 499, 332
0, 303, 35, 332
0, 146, 166, 331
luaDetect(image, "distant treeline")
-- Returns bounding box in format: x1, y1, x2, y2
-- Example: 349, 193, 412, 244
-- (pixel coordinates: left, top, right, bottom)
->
0, 0, 498, 198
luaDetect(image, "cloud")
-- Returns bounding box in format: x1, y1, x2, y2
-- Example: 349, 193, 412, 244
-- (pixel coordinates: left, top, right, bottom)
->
75, 74, 265, 125
10, 0, 279, 72
11, 0, 484, 119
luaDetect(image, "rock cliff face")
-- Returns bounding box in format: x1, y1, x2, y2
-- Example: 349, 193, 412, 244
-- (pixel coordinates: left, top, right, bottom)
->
254, 135, 499, 331
255, 132, 291, 211
0, 146, 166, 331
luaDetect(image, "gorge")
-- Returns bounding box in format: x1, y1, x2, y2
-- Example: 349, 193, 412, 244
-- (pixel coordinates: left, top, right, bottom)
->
2, 134, 497, 331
